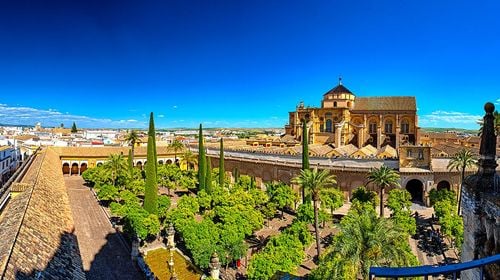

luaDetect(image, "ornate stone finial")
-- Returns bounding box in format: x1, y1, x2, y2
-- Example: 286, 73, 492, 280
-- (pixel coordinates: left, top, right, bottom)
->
209, 252, 221, 280
167, 224, 175, 248
478, 102, 497, 177
338, 76, 343, 85
168, 246, 175, 272
170, 271, 178, 280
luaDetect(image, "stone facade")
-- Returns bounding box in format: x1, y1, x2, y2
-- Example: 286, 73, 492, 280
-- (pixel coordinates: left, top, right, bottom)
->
461, 103, 500, 280
285, 80, 418, 149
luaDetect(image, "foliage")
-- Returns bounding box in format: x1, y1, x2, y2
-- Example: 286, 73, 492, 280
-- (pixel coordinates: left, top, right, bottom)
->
205, 155, 213, 194
198, 124, 206, 191
297, 203, 314, 223
387, 189, 416, 235
157, 164, 182, 195
219, 138, 225, 187
429, 188, 456, 206
125, 129, 139, 164
179, 219, 220, 269
266, 182, 296, 215
96, 184, 119, 201
293, 168, 337, 257
447, 148, 476, 215
351, 186, 377, 208
310, 203, 418, 280
247, 229, 307, 280
82, 165, 113, 187
367, 165, 401, 217
103, 154, 130, 187
144, 135, 158, 214
197, 190, 212, 211
284, 221, 314, 247
169, 139, 184, 163
320, 188, 344, 214
180, 150, 197, 170
117, 203, 161, 240
125, 179, 145, 196
387, 188, 412, 212
71, 121, 77, 133
157, 195, 171, 220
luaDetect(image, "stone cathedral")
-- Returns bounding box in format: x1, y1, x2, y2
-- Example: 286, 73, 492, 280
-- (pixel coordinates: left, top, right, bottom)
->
285, 79, 418, 149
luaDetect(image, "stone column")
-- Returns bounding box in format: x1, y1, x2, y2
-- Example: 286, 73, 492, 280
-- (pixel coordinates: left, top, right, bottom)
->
167, 224, 175, 249
395, 114, 400, 149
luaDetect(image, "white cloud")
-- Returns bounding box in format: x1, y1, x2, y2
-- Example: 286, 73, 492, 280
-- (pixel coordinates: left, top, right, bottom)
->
158, 114, 165, 118
494, 98, 500, 105
172, 105, 178, 109
419, 110, 482, 128
0, 104, 146, 128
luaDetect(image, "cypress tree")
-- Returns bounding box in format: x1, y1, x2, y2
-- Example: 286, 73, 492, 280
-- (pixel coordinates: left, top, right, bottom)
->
144, 135, 158, 214
148, 112, 157, 170
250, 176, 255, 189
71, 122, 77, 133
198, 124, 206, 191
219, 138, 225, 188
302, 120, 310, 203
205, 155, 212, 194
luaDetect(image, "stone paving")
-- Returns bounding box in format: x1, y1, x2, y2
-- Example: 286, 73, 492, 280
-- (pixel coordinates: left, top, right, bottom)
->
65, 176, 143, 280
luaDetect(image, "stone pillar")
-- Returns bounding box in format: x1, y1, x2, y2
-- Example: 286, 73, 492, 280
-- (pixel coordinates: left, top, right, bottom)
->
167, 224, 175, 249
376, 126, 382, 150
461, 102, 500, 280
209, 252, 221, 280
395, 114, 400, 149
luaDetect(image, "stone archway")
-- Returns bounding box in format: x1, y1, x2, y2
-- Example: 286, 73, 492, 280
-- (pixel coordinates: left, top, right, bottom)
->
437, 180, 451, 191
62, 163, 70, 175
406, 179, 424, 203
136, 161, 143, 170
166, 159, 172, 164
71, 163, 79, 175
80, 163, 88, 174
159, 160, 164, 165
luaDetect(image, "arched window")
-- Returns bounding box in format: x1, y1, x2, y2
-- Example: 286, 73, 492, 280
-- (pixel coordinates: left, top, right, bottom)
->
369, 122, 377, 134
333, 101, 337, 107
384, 120, 393, 134
326, 119, 333, 133
401, 119, 410, 134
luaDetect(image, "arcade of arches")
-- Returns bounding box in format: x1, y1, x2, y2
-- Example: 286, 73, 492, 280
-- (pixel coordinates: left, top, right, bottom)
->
57, 149, 463, 207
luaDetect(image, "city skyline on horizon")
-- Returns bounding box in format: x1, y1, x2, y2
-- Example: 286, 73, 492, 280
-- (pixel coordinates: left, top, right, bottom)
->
1, 1, 499, 129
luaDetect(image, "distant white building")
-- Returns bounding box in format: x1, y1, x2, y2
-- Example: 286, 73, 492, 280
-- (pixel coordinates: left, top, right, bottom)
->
84, 130, 118, 140
0, 145, 21, 185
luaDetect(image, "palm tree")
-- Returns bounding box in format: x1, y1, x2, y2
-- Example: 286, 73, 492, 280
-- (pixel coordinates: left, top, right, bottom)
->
447, 149, 477, 215
180, 150, 197, 170
104, 154, 128, 186
293, 168, 337, 258
125, 130, 139, 163
311, 204, 417, 279
169, 139, 184, 165
367, 165, 400, 218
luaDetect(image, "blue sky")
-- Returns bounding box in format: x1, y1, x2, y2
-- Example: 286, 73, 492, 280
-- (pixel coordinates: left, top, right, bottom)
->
0, 0, 499, 129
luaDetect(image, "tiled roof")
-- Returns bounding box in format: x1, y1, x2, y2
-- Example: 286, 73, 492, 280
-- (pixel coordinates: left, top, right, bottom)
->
352, 96, 416, 111
323, 84, 354, 95
0, 148, 85, 279
334, 144, 359, 156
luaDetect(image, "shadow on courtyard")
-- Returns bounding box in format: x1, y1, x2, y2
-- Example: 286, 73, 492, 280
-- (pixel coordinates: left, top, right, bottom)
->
15, 231, 143, 280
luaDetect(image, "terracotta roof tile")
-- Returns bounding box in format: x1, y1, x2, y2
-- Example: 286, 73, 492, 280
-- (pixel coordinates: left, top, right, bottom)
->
352, 96, 416, 111
0, 149, 85, 279
323, 84, 354, 95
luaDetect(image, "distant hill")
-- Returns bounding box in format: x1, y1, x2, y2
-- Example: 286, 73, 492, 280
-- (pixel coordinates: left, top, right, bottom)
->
420, 127, 478, 135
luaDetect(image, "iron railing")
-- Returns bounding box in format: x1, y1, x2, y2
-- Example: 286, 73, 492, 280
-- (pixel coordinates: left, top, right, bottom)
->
369, 253, 500, 279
